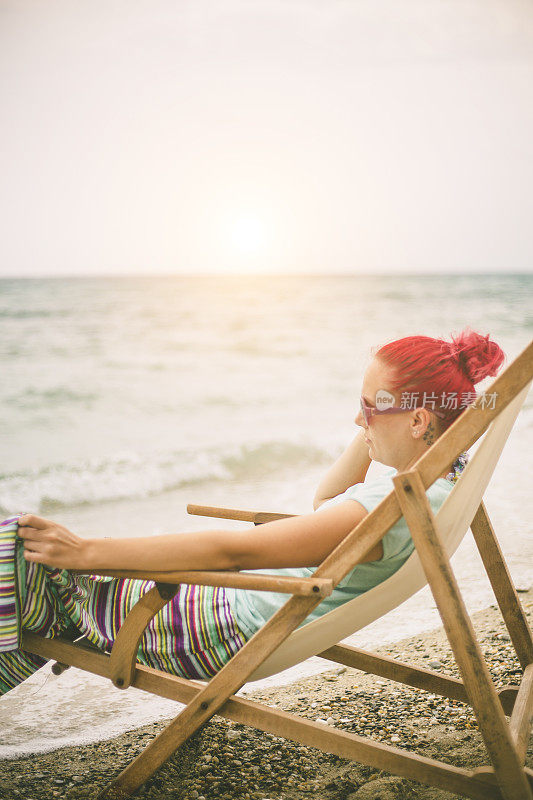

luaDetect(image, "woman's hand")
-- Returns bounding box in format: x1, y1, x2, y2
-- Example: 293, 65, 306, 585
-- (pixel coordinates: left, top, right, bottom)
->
18, 514, 90, 570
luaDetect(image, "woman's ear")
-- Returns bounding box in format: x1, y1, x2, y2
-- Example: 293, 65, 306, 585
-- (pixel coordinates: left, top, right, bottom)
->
410, 408, 432, 438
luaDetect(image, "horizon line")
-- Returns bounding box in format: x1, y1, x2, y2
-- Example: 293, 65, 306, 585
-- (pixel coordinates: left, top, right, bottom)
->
1, 269, 532, 280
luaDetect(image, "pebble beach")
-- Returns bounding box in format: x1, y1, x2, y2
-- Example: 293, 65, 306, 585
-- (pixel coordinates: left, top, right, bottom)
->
1, 588, 532, 800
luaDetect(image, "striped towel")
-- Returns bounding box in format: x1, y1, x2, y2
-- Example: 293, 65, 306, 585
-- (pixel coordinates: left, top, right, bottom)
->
0, 515, 250, 694
0, 516, 22, 652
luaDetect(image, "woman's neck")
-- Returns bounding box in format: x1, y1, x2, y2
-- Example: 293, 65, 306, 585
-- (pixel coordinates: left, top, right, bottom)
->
394, 448, 449, 480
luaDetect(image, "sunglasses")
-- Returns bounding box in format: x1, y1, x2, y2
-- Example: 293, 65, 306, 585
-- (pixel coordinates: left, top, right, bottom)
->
359, 396, 446, 426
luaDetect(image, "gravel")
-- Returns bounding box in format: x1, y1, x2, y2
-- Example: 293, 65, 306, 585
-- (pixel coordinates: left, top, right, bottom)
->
1, 590, 532, 800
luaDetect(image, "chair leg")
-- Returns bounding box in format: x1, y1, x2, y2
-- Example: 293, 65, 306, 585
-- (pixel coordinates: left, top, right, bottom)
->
393, 471, 533, 800
470, 502, 533, 670
509, 663, 533, 762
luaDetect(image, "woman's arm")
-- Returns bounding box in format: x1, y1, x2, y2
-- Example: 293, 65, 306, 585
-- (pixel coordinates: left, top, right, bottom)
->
18, 500, 382, 573
313, 429, 371, 510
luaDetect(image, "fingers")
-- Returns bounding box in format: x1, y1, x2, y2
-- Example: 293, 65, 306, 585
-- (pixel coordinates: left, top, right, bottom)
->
23, 547, 46, 564
23, 539, 44, 551
21, 528, 55, 565
17, 525, 45, 542
18, 514, 52, 530
21, 532, 46, 562
18, 515, 57, 549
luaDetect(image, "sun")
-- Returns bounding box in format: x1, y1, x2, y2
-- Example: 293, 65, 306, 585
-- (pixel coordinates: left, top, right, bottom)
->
229, 214, 266, 254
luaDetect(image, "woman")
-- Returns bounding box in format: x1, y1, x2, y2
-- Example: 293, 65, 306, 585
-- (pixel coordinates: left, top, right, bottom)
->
0, 328, 504, 694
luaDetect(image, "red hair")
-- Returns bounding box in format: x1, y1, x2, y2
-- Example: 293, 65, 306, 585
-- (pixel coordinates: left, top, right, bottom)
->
375, 329, 505, 429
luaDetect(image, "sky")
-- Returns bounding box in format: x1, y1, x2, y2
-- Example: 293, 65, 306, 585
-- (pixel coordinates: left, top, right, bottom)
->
1, 0, 533, 277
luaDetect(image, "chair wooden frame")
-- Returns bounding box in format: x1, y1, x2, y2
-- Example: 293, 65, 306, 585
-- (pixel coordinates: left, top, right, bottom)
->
21, 341, 533, 800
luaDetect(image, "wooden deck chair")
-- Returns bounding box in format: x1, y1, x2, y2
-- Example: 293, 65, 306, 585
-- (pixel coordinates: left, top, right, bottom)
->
21, 341, 533, 800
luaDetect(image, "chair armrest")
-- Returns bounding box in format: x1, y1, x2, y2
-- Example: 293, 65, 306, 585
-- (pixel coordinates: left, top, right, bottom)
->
186, 504, 296, 525
71, 568, 332, 596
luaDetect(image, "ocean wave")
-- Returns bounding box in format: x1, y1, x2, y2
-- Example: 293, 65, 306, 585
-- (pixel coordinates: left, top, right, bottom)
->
6, 387, 98, 409
0, 308, 65, 319
0, 440, 332, 515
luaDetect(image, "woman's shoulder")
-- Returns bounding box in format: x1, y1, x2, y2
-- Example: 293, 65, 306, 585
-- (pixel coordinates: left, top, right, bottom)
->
319, 467, 396, 513
342, 467, 397, 509
321, 464, 453, 514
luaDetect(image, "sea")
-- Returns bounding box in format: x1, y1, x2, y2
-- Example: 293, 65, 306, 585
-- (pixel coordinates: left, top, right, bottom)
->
0, 273, 531, 757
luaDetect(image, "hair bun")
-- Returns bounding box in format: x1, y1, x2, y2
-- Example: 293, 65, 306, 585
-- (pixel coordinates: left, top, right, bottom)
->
448, 329, 505, 384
